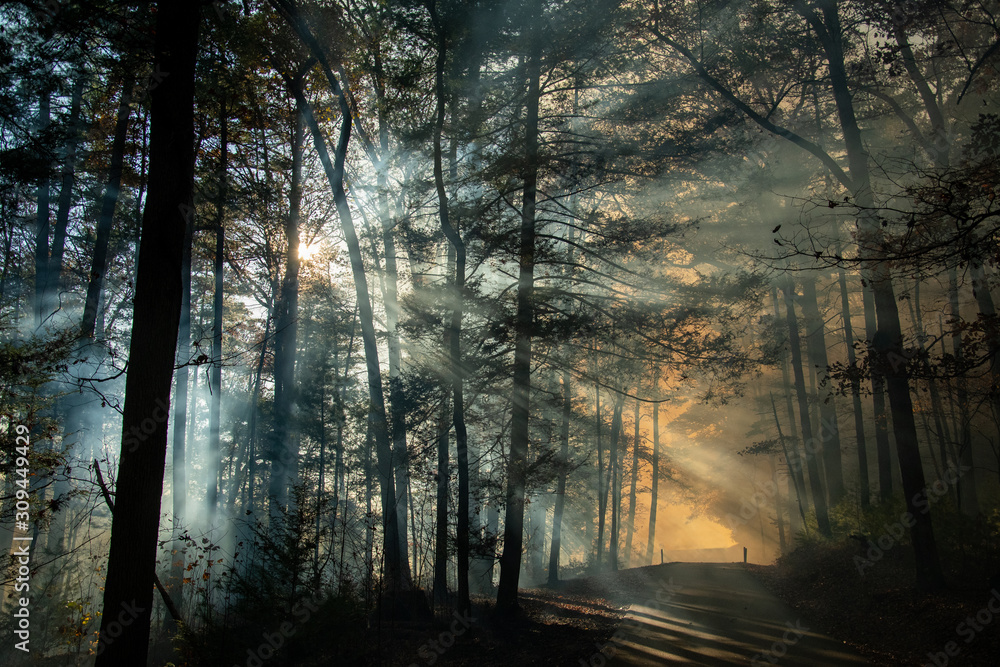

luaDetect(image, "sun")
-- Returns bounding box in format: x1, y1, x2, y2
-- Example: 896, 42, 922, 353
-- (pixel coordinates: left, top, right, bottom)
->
298, 241, 319, 261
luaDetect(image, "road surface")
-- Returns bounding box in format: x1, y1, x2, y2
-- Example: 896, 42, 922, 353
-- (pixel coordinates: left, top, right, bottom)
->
603, 562, 869, 666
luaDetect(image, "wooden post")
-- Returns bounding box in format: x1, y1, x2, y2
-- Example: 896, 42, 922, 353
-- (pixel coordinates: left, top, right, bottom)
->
660, 548, 663, 564
743, 546, 747, 563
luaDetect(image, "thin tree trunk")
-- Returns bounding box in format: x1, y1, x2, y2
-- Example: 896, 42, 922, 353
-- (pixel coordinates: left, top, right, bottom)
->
292, 83, 406, 591
377, 68, 413, 591
595, 382, 605, 568
547, 370, 571, 583
609, 395, 624, 570
816, 0, 941, 587
168, 178, 195, 605
625, 398, 641, 567
433, 326, 451, 605
48, 75, 85, 308
782, 277, 832, 536
207, 97, 227, 518
646, 397, 660, 565
800, 274, 845, 506
771, 393, 807, 528
94, 3, 198, 662
838, 268, 870, 508
269, 85, 304, 522
496, 43, 541, 614
909, 278, 953, 484
862, 284, 893, 501
45, 75, 92, 558
971, 263, 1000, 461
769, 454, 786, 554
429, 18, 469, 608
772, 287, 806, 534
83, 75, 134, 339
34, 89, 50, 328
949, 269, 978, 515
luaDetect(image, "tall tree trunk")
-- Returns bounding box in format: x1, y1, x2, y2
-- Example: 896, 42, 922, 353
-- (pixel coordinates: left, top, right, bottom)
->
608, 395, 624, 570
862, 284, 893, 501
34, 89, 50, 329
838, 269, 870, 508
625, 398, 641, 567
94, 2, 198, 663
595, 382, 605, 568
971, 263, 1000, 459
429, 16, 470, 607
813, 0, 942, 588
496, 44, 541, 614
292, 82, 407, 592
45, 75, 92, 557
547, 370, 572, 583
48, 75, 86, 311
771, 393, 807, 529
433, 313, 451, 605
169, 179, 195, 606
769, 454, 786, 555
800, 274, 845, 506
908, 278, 954, 484
83, 76, 134, 339
270, 87, 304, 523
377, 66, 412, 591
949, 269, 978, 515
772, 287, 806, 533
646, 397, 660, 565
782, 277, 832, 536
207, 97, 227, 518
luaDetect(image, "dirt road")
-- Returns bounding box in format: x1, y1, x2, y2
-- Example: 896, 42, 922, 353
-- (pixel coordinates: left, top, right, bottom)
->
602, 562, 870, 666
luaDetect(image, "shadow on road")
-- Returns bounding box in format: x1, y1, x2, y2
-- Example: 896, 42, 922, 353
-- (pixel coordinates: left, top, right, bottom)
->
606, 562, 869, 666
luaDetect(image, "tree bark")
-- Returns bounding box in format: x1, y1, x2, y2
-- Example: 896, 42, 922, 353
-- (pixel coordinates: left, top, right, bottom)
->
168, 175, 195, 605
782, 277, 832, 536
48, 75, 85, 309
207, 96, 227, 518
800, 274, 845, 506
429, 9, 469, 607
83, 75, 135, 339
496, 44, 541, 614
608, 395, 624, 570
433, 374, 450, 604
94, 2, 198, 663
949, 269, 978, 515
269, 82, 305, 522
646, 397, 660, 565
812, 0, 943, 587
838, 268, 870, 508
625, 398, 641, 567
548, 370, 571, 583
292, 77, 407, 592
772, 288, 806, 534
34, 89, 50, 328
862, 284, 893, 501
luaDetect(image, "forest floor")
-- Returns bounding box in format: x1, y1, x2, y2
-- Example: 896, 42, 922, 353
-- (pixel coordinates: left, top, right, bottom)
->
374, 541, 1000, 666
371, 567, 647, 666
745, 540, 1000, 666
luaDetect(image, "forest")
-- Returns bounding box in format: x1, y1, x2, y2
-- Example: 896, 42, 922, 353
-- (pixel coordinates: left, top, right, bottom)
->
1, 0, 999, 665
